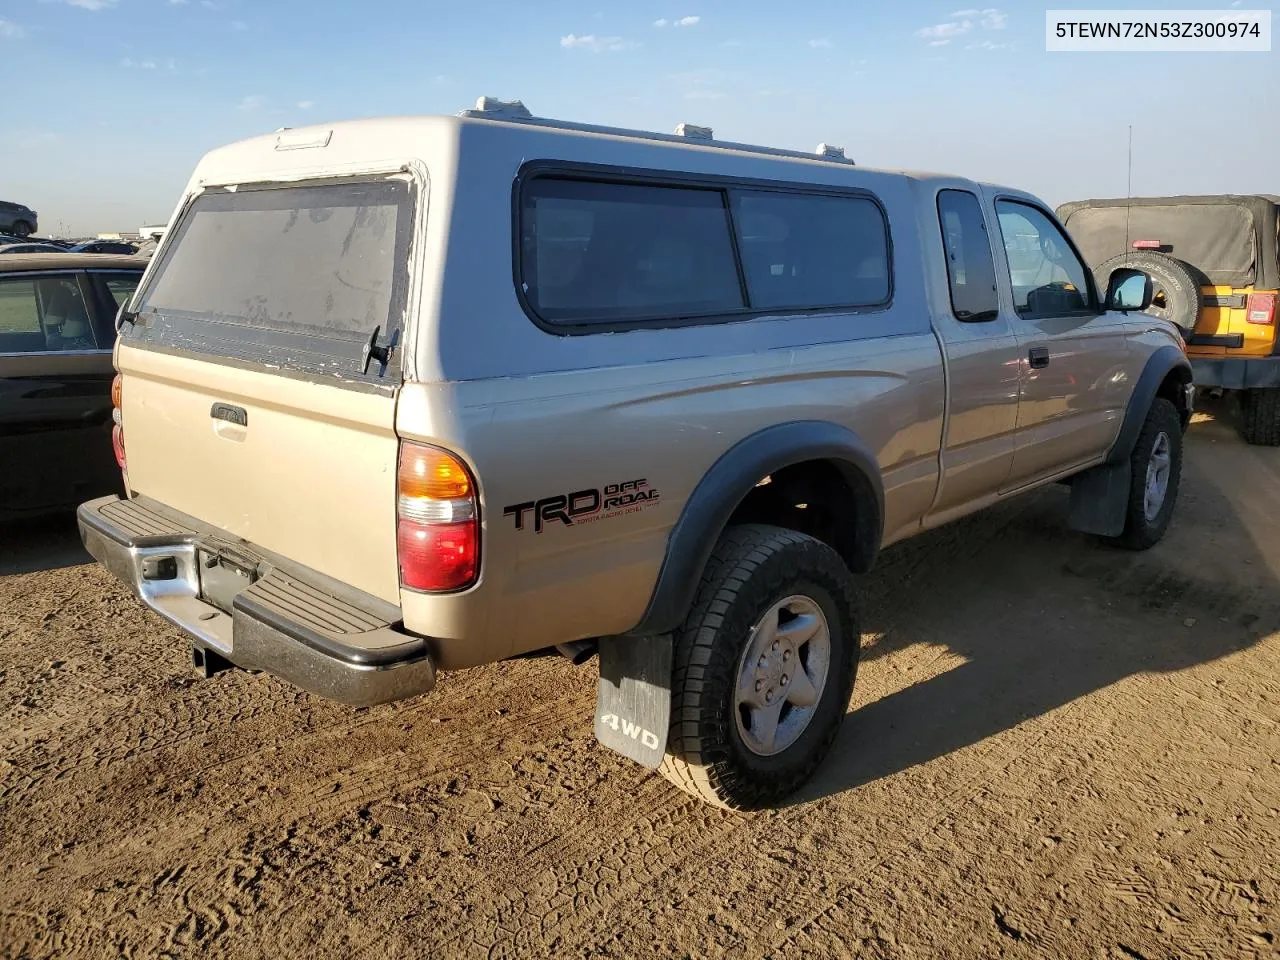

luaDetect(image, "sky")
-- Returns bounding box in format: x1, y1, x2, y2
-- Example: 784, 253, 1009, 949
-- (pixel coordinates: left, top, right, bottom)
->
1, 0, 1276, 235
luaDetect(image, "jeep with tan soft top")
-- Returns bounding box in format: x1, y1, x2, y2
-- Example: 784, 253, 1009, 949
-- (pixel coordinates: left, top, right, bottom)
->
78, 98, 1194, 809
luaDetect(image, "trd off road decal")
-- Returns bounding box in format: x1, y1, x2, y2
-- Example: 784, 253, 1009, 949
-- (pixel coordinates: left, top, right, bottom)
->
503, 478, 660, 533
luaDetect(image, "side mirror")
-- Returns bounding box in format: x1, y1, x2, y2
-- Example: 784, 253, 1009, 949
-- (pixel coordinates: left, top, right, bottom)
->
1105, 267, 1153, 312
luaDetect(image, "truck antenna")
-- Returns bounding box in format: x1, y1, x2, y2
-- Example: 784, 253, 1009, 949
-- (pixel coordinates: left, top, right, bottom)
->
1124, 123, 1133, 264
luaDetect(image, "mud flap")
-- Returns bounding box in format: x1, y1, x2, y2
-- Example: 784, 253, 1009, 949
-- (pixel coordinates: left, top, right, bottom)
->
1067, 460, 1132, 537
594, 634, 672, 769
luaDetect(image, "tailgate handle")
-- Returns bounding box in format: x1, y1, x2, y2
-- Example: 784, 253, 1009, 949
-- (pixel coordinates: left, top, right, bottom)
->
211, 402, 247, 427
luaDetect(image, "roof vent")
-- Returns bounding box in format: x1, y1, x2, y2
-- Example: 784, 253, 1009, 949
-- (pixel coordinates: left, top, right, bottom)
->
465, 96, 533, 120
815, 143, 853, 163
674, 122, 714, 140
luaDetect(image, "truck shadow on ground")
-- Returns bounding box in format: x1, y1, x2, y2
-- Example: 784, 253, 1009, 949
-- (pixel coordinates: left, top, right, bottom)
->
0, 512, 91, 576
798, 406, 1280, 804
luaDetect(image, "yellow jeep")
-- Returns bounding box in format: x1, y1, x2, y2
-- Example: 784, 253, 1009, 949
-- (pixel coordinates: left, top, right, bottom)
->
1059, 195, 1280, 444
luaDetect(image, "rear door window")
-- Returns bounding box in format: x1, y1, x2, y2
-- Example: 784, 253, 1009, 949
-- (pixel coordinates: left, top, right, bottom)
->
129, 178, 413, 383
0, 275, 99, 353
100, 276, 141, 309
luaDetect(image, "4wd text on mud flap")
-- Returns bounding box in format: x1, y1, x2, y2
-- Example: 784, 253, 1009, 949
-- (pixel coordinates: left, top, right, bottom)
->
598, 713, 661, 751
504, 478, 660, 533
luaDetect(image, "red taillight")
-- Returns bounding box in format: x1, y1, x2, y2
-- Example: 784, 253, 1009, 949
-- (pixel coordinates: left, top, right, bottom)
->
1246, 293, 1276, 326
396, 442, 479, 592
397, 520, 477, 592
111, 422, 126, 470
110, 373, 126, 476
1132, 240, 1162, 250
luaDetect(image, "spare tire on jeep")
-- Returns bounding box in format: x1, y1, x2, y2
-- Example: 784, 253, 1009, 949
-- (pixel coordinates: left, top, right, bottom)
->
1093, 252, 1200, 334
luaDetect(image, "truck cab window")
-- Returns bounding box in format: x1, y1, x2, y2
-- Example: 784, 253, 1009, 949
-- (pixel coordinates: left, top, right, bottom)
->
937, 190, 999, 321
996, 200, 1094, 318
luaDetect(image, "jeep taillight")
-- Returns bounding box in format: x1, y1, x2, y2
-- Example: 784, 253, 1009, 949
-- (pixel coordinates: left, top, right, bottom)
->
396, 442, 478, 592
1246, 293, 1276, 326
110, 374, 126, 474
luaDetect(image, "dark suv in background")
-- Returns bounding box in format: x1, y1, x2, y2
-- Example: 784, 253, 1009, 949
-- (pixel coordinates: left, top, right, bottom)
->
0, 253, 145, 520
0, 200, 39, 238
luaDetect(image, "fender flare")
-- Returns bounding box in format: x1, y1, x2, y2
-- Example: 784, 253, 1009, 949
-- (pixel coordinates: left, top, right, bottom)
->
1106, 345, 1193, 466
624, 420, 884, 638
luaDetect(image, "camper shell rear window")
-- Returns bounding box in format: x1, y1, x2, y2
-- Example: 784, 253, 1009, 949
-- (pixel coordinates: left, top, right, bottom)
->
126, 176, 414, 385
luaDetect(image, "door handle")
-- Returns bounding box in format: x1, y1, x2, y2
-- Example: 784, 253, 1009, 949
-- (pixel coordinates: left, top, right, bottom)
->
1028, 347, 1050, 369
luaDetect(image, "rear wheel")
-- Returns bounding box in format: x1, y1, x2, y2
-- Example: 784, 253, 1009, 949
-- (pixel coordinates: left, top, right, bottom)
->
1241, 388, 1280, 446
10, 220, 33, 238
1107, 398, 1183, 550
659, 525, 859, 810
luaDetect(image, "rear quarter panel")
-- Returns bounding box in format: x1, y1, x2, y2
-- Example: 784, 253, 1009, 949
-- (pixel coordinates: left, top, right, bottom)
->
400, 334, 943, 669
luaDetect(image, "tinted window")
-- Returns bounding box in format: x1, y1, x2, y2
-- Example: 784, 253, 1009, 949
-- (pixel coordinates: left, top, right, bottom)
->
138, 179, 410, 338
937, 190, 999, 321
102, 275, 141, 309
0, 276, 98, 353
521, 178, 745, 324
731, 191, 889, 310
996, 201, 1094, 317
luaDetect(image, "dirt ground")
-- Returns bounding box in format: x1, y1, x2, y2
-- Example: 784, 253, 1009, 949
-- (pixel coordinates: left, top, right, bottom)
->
2, 399, 1279, 960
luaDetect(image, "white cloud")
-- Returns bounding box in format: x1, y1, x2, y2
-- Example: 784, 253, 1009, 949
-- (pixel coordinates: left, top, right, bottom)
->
929, 38, 952, 46
230, 19, 247, 30
808, 37, 832, 48
61, 0, 118, 9
0, 19, 24, 38
917, 20, 972, 39
560, 33, 634, 52
684, 90, 725, 100
675, 15, 699, 26
120, 57, 158, 69
297, 99, 315, 110
968, 39, 1013, 50
237, 94, 264, 111
980, 8, 1007, 29
951, 8, 980, 15
653, 17, 668, 27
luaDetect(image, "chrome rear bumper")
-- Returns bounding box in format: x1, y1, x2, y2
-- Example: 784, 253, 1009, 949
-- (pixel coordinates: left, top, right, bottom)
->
77, 495, 435, 706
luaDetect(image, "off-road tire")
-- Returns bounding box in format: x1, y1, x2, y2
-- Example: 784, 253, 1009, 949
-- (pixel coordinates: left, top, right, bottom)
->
11, 221, 33, 238
1107, 398, 1183, 551
1094, 252, 1200, 334
658, 524, 859, 810
1240, 388, 1280, 446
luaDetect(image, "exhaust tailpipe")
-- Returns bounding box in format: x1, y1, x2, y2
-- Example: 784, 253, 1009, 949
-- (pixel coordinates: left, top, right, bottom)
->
555, 640, 597, 665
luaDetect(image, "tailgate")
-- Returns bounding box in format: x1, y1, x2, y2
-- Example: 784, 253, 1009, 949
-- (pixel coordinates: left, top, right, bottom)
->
114, 174, 416, 605
118, 344, 400, 603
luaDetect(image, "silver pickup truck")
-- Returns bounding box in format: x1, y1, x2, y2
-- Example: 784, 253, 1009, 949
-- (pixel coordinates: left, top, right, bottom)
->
78, 98, 1194, 810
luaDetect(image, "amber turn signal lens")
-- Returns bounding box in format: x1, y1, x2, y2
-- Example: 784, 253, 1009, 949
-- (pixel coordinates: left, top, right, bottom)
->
110, 373, 122, 410
398, 443, 472, 501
